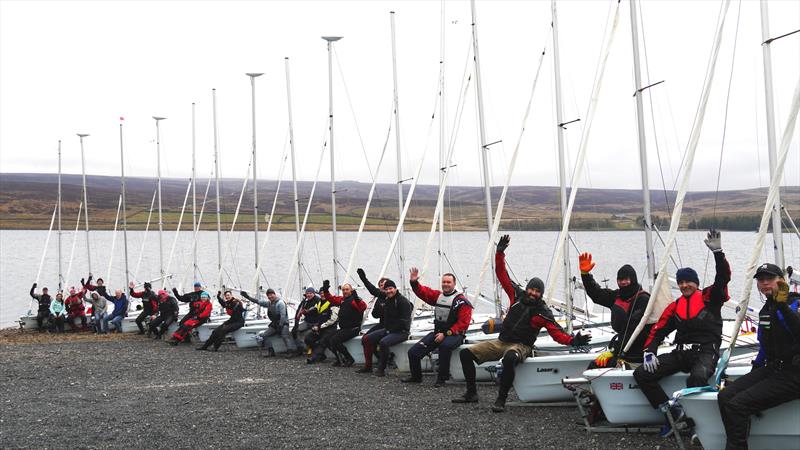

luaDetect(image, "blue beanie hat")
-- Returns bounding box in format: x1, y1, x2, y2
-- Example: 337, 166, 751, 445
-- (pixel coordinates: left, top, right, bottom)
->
676, 267, 699, 285
305, 287, 316, 294
193, 281, 202, 288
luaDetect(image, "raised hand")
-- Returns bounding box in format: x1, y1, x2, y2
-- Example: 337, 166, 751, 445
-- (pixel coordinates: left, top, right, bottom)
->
496, 234, 511, 253
704, 229, 722, 253
356, 268, 367, 281
129, 281, 135, 289
579, 253, 595, 274
409, 267, 419, 282
321, 280, 331, 293
775, 280, 789, 303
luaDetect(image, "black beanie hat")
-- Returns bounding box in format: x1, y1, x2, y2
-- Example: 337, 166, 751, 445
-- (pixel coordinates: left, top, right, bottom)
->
266, 288, 276, 295
383, 279, 397, 290
676, 267, 700, 285
616, 265, 638, 285
526, 277, 545, 295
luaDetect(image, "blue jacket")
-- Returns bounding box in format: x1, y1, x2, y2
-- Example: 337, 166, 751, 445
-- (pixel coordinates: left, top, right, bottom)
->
103, 292, 129, 319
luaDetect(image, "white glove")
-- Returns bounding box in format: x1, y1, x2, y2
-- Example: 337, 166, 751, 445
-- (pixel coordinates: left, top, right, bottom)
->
642, 352, 659, 373
704, 229, 722, 253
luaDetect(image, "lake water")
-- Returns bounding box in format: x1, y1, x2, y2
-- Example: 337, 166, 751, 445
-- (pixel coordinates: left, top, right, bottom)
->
2, 229, 795, 328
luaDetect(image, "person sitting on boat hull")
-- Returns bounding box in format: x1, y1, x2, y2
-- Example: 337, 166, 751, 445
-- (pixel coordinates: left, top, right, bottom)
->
578, 253, 650, 368
454, 235, 591, 412
198, 290, 245, 351
102, 289, 129, 333
243, 288, 296, 357
29, 283, 52, 331
634, 230, 730, 427
129, 282, 158, 335
49, 293, 66, 333
322, 283, 368, 367
84, 291, 109, 333
170, 284, 213, 345
305, 281, 338, 364
404, 268, 473, 387
149, 290, 178, 339
64, 287, 88, 331
290, 288, 321, 357
718, 263, 800, 450
356, 269, 412, 376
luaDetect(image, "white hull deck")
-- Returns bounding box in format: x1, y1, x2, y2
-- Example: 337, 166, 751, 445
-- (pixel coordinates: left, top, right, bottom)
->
679, 367, 800, 450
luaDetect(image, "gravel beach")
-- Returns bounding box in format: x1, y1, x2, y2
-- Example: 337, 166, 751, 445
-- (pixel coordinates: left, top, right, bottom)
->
0, 330, 693, 449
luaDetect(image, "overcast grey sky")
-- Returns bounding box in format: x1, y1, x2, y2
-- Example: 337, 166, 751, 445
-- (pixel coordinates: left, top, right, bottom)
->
1, 0, 798, 192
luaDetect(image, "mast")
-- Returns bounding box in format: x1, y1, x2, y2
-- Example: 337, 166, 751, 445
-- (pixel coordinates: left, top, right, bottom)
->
390, 12, 407, 297
551, 0, 573, 333
246, 72, 263, 295
630, 0, 656, 285
191, 102, 198, 281
470, 0, 499, 314
323, 35, 343, 293
57, 140, 63, 291
77, 133, 92, 276
119, 122, 130, 289
212, 89, 223, 289
153, 116, 167, 285
759, 0, 784, 268
438, 0, 446, 278
286, 57, 304, 292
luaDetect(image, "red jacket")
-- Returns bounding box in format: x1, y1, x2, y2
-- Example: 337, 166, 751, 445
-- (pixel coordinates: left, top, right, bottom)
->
411, 280, 472, 335
322, 291, 368, 312
65, 289, 87, 314
496, 252, 574, 346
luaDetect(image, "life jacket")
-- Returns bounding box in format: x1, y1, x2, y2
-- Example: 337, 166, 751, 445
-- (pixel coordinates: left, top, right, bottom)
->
302, 297, 322, 323
225, 299, 244, 320
433, 290, 469, 334
314, 299, 333, 325
499, 299, 540, 346
65, 295, 85, 314
338, 295, 364, 329
36, 295, 52, 312
757, 295, 800, 366
673, 289, 723, 346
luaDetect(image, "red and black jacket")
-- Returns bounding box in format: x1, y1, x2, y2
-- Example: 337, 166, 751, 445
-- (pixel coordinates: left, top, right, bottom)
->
323, 291, 368, 329
130, 288, 158, 315
216, 293, 245, 324
644, 251, 731, 353
411, 280, 473, 335
581, 272, 650, 356
496, 251, 574, 347
65, 289, 86, 314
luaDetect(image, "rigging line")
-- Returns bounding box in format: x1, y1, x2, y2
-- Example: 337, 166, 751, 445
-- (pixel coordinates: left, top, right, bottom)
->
332, 46, 375, 182
219, 153, 254, 288
164, 180, 192, 289
33, 204, 58, 295
181, 173, 213, 289
105, 195, 123, 284
64, 201, 83, 288
752, 54, 764, 187
133, 189, 157, 281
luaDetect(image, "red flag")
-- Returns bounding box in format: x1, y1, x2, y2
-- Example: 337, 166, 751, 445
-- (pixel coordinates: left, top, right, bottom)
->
120, 116, 125, 121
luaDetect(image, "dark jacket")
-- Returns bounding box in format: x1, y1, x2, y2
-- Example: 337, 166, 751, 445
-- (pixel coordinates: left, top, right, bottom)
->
217, 293, 245, 323
360, 275, 413, 333
582, 272, 651, 356
29, 287, 52, 313
754, 293, 800, 368
323, 292, 367, 329
130, 288, 158, 315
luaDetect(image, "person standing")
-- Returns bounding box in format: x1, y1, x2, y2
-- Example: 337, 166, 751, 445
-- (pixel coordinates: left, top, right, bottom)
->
634, 230, 730, 428
356, 269, 412, 376
718, 263, 800, 450
198, 290, 245, 351
404, 267, 473, 387
28, 283, 52, 331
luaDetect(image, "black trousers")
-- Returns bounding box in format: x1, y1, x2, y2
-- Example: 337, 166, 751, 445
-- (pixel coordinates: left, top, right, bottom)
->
135, 310, 152, 333
328, 326, 360, 361
306, 327, 337, 359
52, 314, 65, 332
633, 347, 718, 408
36, 311, 50, 330
718, 365, 800, 450
408, 332, 465, 382
201, 319, 244, 350
149, 313, 177, 337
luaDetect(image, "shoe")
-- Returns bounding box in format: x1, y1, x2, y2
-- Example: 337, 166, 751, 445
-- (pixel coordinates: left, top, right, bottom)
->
343, 357, 355, 368
401, 376, 422, 383
434, 379, 447, 388
491, 396, 506, 413
263, 348, 276, 358
168, 339, 179, 347
356, 367, 372, 374
317, 354, 327, 363
332, 360, 342, 367
196, 346, 208, 351
452, 391, 479, 403
374, 369, 386, 377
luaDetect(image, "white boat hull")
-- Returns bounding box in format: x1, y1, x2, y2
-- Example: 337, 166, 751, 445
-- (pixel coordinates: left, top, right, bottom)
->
513, 352, 600, 402
679, 370, 800, 450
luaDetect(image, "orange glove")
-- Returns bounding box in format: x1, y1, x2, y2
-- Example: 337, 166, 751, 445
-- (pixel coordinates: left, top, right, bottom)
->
594, 350, 614, 367
579, 252, 595, 274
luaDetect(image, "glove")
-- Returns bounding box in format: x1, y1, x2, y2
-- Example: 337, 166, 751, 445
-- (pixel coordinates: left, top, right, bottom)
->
144, 282, 152, 290
643, 351, 659, 373
32, 283, 37, 289
80, 278, 85, 286
321, 280, 330, 293
579, 253, 595, 274
172, 288, 179, 296
496, 234, 510, 253
775, 280, 789, 303
87, 275, 93, 283
356, 268, 366, 281
594, 350, 614, 368
571, 331, 591, 347
704, 229, 722, 253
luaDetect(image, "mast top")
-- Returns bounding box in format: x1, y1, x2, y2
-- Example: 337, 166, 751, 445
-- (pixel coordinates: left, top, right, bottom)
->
152, 116, 167, 121
246, 73, 264, 78
76, 133, 89, 138
322, 36, 343, 42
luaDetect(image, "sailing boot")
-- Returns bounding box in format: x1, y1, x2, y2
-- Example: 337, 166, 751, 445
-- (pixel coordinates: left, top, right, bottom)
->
492, 385, 510, 413
658, 402, 686, 437
263, 347, 277, 358
453, 383, 479, 403
401, 376, 422, 383
341, 347, 355, 367
331, 351, 343, 367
